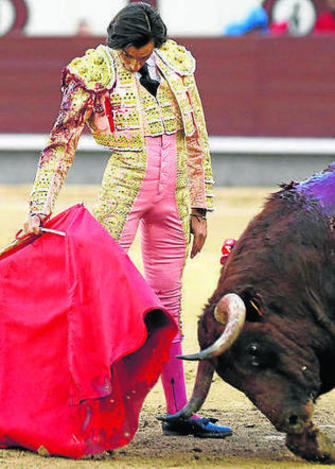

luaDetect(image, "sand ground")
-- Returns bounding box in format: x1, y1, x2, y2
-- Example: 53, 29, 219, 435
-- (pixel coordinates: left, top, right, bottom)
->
0, 185, 333, 469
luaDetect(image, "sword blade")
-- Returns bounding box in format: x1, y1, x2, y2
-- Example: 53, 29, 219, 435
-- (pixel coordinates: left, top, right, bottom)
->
40, 227, 66, 237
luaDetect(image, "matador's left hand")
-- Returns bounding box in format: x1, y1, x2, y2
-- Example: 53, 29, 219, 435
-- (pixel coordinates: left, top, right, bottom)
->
190, 210, 207, 259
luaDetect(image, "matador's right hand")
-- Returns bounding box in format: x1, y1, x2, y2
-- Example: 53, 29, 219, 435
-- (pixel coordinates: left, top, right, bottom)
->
23, 214, 46, 235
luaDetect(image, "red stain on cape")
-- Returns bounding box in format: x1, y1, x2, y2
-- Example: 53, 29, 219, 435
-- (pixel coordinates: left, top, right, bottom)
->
0, 205, 177, 458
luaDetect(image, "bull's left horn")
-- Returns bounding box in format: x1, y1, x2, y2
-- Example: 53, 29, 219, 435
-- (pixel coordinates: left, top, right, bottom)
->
179, 293, 246, 361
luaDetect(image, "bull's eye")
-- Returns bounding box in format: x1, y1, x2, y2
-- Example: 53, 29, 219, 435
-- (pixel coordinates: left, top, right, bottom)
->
251, 357, 260, 367
238, 338, 279, 370
248, 343, 260, 355
247, 342, 261, 367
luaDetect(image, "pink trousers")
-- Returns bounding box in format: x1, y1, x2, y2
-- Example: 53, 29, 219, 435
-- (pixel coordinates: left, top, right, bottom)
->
119, 133, 189, 413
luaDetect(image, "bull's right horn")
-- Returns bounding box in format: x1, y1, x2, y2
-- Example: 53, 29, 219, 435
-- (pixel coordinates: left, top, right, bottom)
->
157, 360, 214, 422
179, 293, 246, 361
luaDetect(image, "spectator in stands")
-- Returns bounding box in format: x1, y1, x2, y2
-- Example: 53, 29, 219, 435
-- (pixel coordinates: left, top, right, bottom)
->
314, 0, 335, 33
224, 1, 269, 35
76, 19, 92, 36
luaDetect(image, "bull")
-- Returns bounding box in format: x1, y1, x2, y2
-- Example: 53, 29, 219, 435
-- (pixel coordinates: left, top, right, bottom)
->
162, 164, 335, 463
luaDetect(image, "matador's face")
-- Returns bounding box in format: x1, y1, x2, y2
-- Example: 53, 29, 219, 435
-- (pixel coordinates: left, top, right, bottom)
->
118, 40, 155, 73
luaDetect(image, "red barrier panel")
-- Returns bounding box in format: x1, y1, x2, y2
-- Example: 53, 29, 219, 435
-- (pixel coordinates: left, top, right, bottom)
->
1, 36, 335, 137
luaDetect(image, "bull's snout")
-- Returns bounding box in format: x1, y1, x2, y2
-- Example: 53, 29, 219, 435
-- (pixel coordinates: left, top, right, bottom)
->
278, 399, 314, 435
284, 413, 307, 434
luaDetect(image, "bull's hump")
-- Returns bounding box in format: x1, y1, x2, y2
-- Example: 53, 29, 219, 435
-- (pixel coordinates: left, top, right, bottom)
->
298, 165, 335, 218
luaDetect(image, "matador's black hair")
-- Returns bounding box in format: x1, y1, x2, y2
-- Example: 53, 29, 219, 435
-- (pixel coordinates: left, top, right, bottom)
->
107, 2, 167, 50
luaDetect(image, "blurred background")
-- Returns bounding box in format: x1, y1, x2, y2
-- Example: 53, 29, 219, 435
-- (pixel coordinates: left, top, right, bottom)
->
0, 0, 334, 187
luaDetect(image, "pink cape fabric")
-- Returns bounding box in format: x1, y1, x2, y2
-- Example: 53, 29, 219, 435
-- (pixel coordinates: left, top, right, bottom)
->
0, 205, 177, 458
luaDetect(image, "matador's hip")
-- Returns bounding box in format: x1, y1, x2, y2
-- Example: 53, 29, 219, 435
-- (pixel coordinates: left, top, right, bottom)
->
93, 132, 191, 243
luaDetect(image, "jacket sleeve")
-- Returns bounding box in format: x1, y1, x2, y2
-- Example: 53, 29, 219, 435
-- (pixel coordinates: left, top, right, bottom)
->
29, 73, 94, 215
184, 74, 215, 211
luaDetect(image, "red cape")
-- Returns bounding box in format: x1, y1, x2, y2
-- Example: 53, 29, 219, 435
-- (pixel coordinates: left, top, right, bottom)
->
0, 205, 177, 458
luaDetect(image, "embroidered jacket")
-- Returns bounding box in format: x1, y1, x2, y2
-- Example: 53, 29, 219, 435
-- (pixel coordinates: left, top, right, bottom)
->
29, 40, 214, 240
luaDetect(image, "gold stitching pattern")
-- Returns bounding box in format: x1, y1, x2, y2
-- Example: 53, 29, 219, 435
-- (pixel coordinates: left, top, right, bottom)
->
156, 40, 196, 76
68, 45, 115, 91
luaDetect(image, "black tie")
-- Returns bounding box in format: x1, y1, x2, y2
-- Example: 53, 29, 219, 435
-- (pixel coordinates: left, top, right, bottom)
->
139, 63, 160, 97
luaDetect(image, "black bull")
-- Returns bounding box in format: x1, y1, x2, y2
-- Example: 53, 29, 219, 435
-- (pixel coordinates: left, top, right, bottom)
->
163, 165, 335, 463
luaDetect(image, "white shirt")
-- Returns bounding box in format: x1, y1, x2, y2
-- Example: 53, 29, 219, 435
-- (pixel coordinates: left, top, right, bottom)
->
135, 55, 161, 82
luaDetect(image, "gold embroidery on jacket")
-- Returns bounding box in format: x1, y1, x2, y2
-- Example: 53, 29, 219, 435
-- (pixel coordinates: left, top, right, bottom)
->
175, 132, 191, 250
138, 76, 183, 137
29, 80, 94, 215
183, 75, 215, 211
68, 45, 116, 91
93, 147, 147, 240
29, 41, 214, 222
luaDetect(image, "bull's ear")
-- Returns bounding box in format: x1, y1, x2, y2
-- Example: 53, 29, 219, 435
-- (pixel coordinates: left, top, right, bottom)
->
244, 293, 264, 322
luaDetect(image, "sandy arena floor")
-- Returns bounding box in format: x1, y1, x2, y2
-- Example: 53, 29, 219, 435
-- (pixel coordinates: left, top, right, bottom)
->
0, 185, 334, 469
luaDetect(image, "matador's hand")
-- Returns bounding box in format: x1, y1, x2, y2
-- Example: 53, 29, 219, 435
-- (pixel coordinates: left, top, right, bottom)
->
23, 214, 47, 235
190, 211, 207, 259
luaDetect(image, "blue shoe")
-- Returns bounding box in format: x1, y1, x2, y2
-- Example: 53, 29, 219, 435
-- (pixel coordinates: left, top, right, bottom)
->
161, 417, 232, 439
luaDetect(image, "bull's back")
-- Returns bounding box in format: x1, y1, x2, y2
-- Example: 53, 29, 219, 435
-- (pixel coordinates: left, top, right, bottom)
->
297, 163, 335, 217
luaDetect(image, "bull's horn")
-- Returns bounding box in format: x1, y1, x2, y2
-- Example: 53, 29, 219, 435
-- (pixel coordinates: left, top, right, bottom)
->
157, 360, 214, 421
179, 293, 246, 361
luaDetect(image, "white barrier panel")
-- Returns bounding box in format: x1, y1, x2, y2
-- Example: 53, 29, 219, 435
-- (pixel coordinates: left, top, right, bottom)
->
0, 134, 334, 155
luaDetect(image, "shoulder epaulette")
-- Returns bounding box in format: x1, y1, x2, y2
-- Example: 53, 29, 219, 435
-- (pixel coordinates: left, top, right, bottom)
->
67, 45, 116, 91
155, 39, 196, 76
